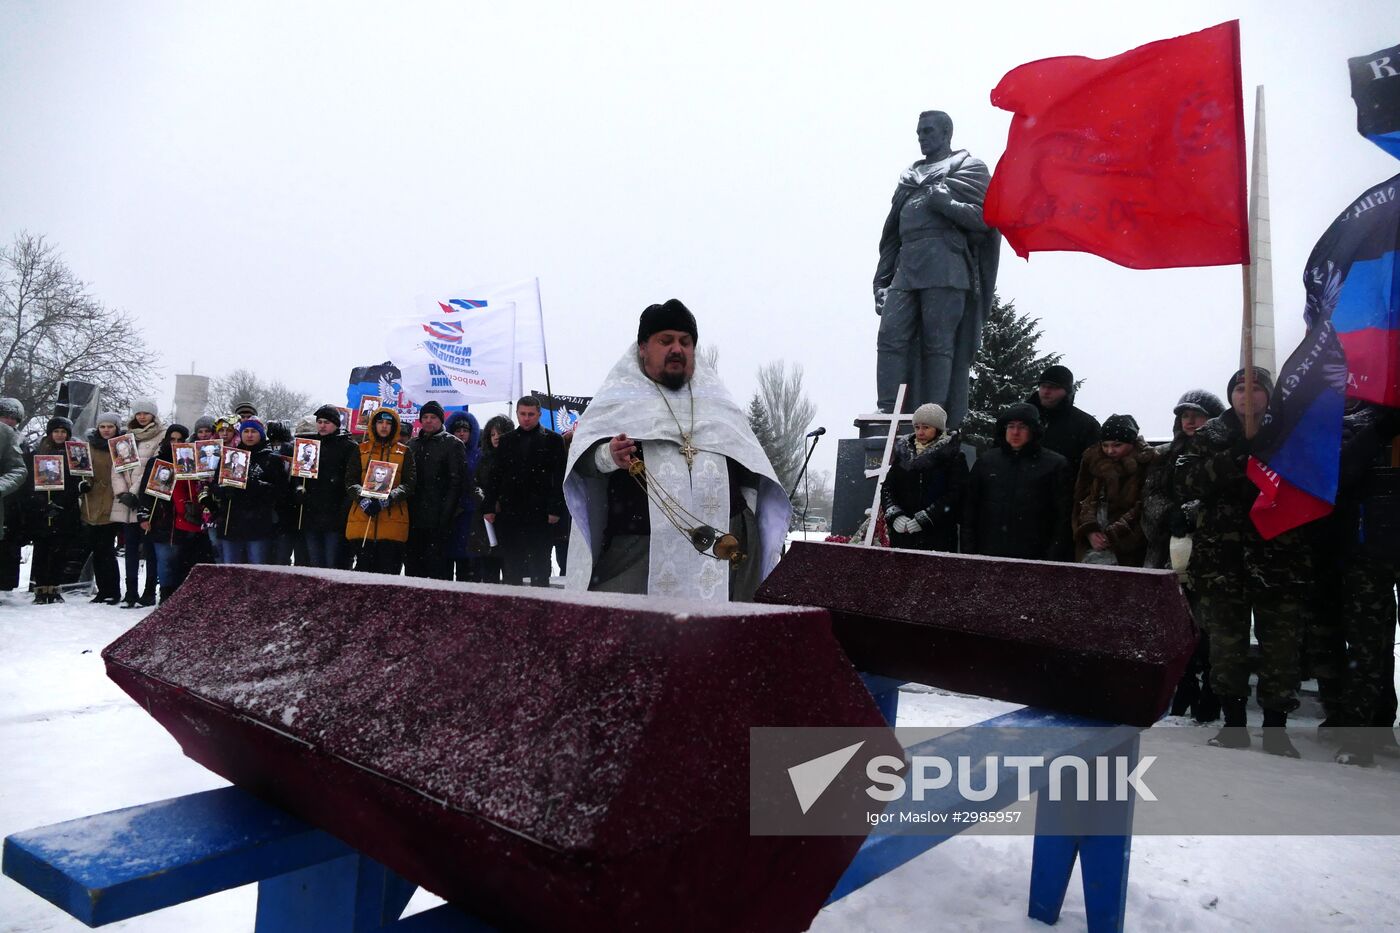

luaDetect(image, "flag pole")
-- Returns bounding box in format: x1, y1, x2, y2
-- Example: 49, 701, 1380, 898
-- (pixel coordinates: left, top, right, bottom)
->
535, 277, 556, 425
1240, 84, 1265, 439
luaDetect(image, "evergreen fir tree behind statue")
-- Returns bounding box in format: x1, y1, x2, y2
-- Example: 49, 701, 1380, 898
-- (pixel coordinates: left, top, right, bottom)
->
963, 293, 1064, 449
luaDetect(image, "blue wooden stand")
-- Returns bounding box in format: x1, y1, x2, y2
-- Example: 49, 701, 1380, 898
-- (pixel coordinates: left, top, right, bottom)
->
4, 677, 1140, 931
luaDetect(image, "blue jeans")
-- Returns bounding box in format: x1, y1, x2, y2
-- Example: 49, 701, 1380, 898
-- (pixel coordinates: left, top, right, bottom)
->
303, 530, 342, 568
219, 538, 273, 565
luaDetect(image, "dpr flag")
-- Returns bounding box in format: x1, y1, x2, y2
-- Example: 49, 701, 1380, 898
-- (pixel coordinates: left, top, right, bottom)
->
984, 21, 1248, 270
385, 299, 517, 406
1248, 171, 1400, 538
530, 390, 592, 433
1303, 172, 1400, 407
1350, 43, 1400, 160
1247, 321, 1349, 539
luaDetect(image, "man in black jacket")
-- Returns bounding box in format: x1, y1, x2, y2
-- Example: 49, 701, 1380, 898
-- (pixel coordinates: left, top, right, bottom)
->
406, 400, 464, 579
963, 402, 1071, 561
292, 404, 359, 568
1028, 364, 1100, 477
483, 396, 566, 586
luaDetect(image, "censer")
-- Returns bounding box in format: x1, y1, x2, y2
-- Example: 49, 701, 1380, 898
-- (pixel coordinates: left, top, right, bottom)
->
627, 459, 745, 565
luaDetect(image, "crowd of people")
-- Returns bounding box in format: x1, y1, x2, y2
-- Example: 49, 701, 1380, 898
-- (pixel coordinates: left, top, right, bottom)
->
0, 393, 570, 608
880, 364, 1400, 767
1, 354, 1396, 766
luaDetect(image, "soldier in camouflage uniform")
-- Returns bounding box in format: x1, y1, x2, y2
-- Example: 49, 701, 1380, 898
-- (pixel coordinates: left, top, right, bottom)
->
1175, 368, 1312, 756
1315, 404, 1400, 766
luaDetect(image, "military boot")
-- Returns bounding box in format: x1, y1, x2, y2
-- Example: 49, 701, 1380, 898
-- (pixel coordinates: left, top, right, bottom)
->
1209, 697, 1250, 749
1261, 709, 1300, 758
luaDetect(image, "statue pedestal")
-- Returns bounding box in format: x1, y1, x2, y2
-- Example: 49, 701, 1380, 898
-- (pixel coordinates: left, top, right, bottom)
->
831, 413, 912, 536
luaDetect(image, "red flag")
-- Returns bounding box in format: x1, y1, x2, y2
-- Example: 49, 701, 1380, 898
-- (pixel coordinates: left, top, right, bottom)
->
984, 21, 1248, 270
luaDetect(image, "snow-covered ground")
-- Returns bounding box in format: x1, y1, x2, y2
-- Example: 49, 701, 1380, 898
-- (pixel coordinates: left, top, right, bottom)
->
2, 555, 1399, 932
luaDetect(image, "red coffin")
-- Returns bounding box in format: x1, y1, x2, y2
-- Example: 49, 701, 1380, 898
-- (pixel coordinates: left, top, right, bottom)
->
103, 565, 887, 932
756, 542, 1198, 726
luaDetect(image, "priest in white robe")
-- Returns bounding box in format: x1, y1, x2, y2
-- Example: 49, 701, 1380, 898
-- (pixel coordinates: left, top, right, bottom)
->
564, 300, 790, 602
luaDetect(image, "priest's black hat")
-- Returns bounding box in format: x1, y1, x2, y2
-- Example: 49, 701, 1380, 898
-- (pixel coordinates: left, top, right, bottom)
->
638, 299, 698, 345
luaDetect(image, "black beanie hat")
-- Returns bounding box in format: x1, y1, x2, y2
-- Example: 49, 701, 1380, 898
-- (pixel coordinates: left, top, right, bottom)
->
1037, 364, 1074, 389
314, 404, 342, 428
419, 400, 445, 421
637, 299, 698, 345
46, 415, 74, 436
1227, 366, 1274, 399
1100, 414, 1140, 443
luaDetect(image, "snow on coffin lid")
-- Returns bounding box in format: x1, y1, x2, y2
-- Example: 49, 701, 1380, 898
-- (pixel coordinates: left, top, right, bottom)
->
756, 542, 1197, 726
102, 564, 888, 933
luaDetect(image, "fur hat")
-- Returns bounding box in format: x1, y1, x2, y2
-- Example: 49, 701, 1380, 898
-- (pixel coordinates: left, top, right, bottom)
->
1227, 367, 1274, 399
93, 410, 121, 428
912, 403, 948, 431
996, 402, 1043, 440
1172, 389, 1225, 419
637, 299, 698, 345
0, 397, 24, 423
46, 415, 74, 436
130, 397, 160, 419
1037, 365, 1074, 390
165, 423, 190, 442
419, 400, 446, 421
1100, 414, 1140, 444
237, 418, 266, 442
193, 415, 216, 432
266, 420, 291, 444
314, 404, 342, 428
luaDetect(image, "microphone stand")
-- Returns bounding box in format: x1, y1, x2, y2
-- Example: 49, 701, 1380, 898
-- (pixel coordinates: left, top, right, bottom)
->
793, 432, 822, 541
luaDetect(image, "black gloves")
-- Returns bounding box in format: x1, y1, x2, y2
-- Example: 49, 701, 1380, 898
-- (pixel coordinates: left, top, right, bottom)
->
44, 501, 65, 518
117, 492, 140, 509
78, 480, 93, 495
290, 485, 307, 503
358, 497, 383, 517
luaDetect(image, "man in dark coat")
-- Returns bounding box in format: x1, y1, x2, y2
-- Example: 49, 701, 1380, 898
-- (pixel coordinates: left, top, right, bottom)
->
483, 395, 566, 586
1027, 364, 1100, 477
881, 403, 967, 553
962, 402, 1071, 561
406, 400, 464, 580
292, 404, 360, 568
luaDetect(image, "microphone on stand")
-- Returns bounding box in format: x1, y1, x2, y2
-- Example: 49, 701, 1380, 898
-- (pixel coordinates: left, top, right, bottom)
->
794, 428, 826, 540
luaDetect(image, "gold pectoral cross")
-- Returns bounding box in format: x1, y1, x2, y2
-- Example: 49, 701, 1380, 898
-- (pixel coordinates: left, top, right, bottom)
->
679, 435, 698, 469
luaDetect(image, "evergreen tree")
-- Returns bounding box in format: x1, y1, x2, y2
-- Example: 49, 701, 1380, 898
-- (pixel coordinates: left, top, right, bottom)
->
747, 392, 779, 473
963, 293, 1064, 449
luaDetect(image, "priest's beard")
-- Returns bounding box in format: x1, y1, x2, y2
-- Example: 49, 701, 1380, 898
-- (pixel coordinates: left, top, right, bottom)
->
658, 370, 687, 391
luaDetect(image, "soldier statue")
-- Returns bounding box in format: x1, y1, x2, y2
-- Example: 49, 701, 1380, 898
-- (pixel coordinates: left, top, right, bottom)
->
874, 110, 1000, 423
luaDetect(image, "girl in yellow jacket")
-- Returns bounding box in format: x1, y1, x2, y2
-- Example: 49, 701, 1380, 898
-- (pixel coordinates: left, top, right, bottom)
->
344, 407, 415, 574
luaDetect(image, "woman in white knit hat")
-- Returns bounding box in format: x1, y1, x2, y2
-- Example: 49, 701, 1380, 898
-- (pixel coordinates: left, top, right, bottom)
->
111, 397, 163, 606
881, 403, 968, 553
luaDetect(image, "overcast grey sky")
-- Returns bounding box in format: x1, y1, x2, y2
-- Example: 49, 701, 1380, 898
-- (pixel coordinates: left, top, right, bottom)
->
2, 1, 1396, 482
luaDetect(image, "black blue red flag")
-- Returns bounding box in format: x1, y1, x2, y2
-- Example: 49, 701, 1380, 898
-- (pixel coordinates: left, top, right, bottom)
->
1250, 171, 1400, 538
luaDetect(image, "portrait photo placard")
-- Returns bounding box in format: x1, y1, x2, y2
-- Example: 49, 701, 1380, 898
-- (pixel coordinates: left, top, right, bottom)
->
111, 433, 141, 472
33, 454, 66, 492
361, 459, 398, 499
195, 440, 223, 477
355, 396, 380, 435
220, 446, 251, 489
146, 459, 177, 501
292, 437, 321, 479
64, 440, 94, 477
172, 442, 200, 481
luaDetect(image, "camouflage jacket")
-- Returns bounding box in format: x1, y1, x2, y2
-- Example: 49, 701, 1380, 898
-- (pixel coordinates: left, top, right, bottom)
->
1173, 410, 1312, 594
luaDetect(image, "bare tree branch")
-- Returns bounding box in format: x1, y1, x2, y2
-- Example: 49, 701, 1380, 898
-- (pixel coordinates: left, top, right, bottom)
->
0, 232, 157, 420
